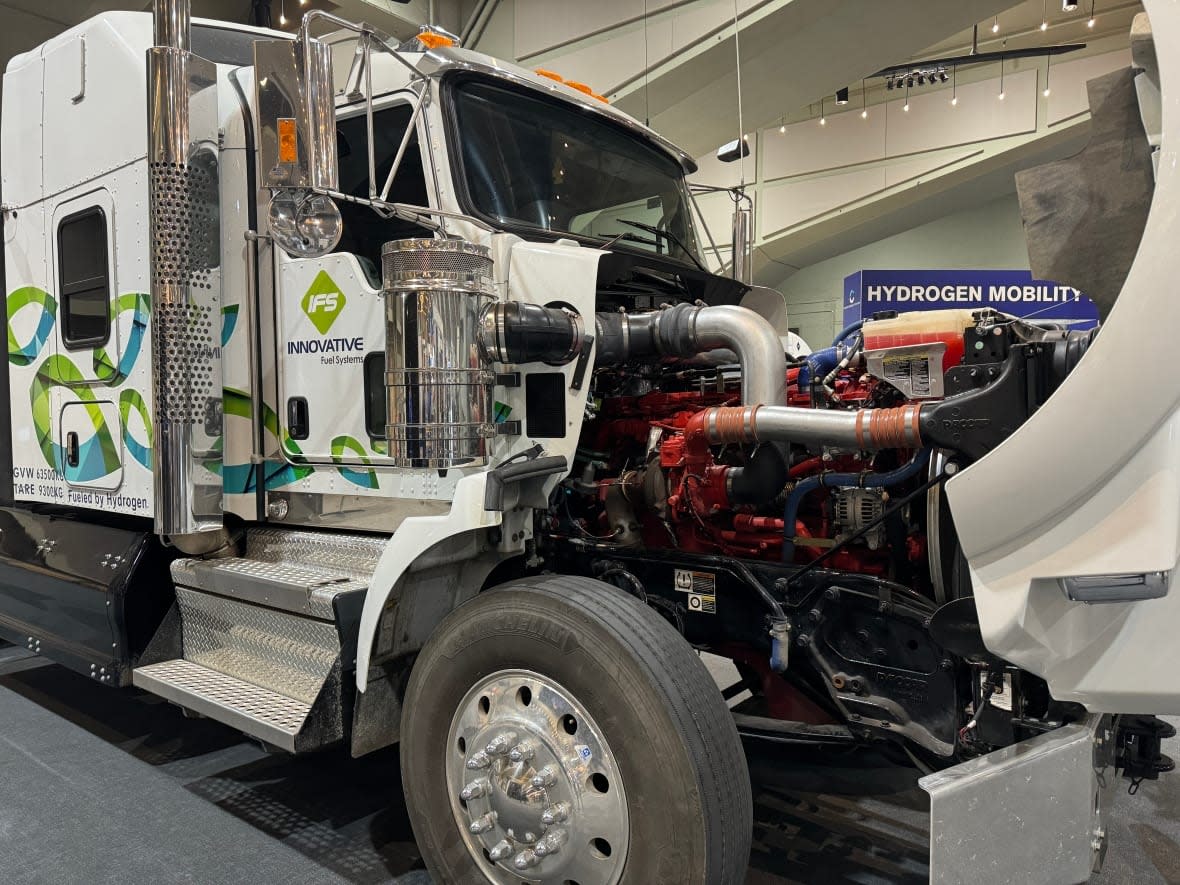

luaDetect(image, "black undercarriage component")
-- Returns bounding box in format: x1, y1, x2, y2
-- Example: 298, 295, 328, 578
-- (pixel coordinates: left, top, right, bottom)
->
549, 542, 958, 756
1118, 715, 1177, 790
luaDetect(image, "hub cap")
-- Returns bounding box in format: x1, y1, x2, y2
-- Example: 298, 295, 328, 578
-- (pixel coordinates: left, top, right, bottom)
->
447, 669, 629, 884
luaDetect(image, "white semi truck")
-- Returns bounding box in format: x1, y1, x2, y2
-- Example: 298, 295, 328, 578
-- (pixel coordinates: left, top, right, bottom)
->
1, 1, 1177, 882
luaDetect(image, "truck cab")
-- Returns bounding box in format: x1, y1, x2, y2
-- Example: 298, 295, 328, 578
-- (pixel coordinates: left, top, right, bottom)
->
1, 3, 1177, 883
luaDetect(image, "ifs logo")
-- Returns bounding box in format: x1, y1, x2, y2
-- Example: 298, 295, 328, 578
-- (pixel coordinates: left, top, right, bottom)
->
301, 271, 346, 334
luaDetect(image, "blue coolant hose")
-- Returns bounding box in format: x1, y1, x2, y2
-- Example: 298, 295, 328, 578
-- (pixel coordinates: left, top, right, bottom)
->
831, 319, 865, 347
781, 448, 933, 562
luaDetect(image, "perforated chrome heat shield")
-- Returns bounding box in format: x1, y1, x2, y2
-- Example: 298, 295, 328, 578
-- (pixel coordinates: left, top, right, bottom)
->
382, 239, 496, 468
147, 4, 225, 546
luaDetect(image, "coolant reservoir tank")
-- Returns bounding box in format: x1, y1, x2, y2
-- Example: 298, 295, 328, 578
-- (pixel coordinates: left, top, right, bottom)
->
862, 309, 976, 374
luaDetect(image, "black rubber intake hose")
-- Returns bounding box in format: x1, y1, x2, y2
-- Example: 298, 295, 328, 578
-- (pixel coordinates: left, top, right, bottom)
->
479, 302, 584, 365
727, 443, 789, 506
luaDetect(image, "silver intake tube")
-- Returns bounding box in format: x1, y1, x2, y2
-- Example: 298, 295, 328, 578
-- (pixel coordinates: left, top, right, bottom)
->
595, 303, 786, 406
691, 305, 785, 407
698, 403, 925, 451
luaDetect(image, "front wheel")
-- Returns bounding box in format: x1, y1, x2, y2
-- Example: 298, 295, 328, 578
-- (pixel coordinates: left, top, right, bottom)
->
401, 575, 752, 884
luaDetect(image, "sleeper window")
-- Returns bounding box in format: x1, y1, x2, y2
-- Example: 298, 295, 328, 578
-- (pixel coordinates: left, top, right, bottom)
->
58, 207, 111, 348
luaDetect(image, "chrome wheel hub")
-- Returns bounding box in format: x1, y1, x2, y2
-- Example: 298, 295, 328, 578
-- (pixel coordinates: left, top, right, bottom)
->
447, 669, 629, 884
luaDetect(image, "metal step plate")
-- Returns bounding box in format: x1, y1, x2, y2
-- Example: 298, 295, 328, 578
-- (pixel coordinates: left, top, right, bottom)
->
171, 557, 367, 619
133, 659, 311, 752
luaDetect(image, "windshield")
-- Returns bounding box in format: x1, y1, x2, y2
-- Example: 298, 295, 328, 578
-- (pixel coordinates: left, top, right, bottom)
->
449, 78, 702, 266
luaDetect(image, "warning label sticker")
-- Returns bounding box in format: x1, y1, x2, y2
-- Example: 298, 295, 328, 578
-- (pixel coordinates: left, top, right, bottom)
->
675, 569, 717, 614
881, 353, 933, 398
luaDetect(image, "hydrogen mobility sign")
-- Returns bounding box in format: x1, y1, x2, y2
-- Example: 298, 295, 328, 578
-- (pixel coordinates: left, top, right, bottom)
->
843, 270, 1100, 329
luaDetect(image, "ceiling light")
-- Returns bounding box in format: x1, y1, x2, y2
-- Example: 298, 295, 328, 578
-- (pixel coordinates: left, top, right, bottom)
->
1044, 54, 1052, 98
951, 96, 958, 106
992, 16, 1000, 33
861, 109, 868, 119
836, 87, 849, 105
1040, 20, 1048, 30
779, 123, 786, 133
903, 102, 910, 112
1041, 0, 1048, 30
1088, 0, 1096, 27
998, 91, 1005, 100
819, 116, 826, 126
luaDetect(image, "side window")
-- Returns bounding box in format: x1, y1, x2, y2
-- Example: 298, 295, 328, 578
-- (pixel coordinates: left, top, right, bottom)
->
57, 207, 111, 349
335, 103, 433, 261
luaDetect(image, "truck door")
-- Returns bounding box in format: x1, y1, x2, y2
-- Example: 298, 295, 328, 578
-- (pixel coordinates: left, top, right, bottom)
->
49, 192, 125, 491
273, 100, 433, 478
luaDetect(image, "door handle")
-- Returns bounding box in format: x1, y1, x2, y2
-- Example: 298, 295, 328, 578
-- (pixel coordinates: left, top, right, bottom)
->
65, 431, 79, 468
287, 397, 310, 441
1059, 571, 1170, 604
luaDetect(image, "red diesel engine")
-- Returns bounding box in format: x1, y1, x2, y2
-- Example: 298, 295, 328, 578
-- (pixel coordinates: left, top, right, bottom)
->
563, 308, 982, 586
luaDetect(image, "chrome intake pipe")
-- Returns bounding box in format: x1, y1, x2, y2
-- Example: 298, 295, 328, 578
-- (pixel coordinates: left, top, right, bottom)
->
698, 403, 926, 451
595, 303, 787, 407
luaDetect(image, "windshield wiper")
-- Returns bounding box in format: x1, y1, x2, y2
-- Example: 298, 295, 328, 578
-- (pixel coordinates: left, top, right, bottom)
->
619, 219, 708, 274
600, 231, 661, 250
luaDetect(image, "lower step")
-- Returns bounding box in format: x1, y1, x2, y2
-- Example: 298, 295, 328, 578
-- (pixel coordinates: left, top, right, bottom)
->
133, 659, 311, 752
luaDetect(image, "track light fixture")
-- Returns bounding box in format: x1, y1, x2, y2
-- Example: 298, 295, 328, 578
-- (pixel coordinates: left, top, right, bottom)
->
906, 77, 914, 88
836, 87, 849, 105
1062, 0, 1078, 9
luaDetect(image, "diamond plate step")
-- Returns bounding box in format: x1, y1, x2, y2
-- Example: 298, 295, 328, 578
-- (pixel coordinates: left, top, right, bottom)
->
133, 659, 311, 752
172, 557, 367, 620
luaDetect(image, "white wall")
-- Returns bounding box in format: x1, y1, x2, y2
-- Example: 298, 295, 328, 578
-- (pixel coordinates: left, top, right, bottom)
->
772, 194, 1031, 347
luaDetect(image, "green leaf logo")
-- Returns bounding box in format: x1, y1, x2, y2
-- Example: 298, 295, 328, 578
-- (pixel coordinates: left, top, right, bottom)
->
301, 271, 345, 334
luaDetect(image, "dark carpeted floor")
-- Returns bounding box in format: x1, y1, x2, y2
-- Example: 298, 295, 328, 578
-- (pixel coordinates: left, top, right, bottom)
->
0, 645, 1174, 884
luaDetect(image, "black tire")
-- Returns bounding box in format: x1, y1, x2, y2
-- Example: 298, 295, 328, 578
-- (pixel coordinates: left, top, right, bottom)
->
401, 575, 752, 884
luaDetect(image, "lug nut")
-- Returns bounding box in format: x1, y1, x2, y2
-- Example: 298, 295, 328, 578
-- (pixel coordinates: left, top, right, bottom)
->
489, 840, 513, 861
485, 731, 518, 756
541, 801, 570, 825
508, 741, 536, 763
460, 778, 490, 801
513, 849, 540, 870
469, 812, 497, 834
531, 764, 558, 788
466, 750, 492, 770
534, 828, 568, 857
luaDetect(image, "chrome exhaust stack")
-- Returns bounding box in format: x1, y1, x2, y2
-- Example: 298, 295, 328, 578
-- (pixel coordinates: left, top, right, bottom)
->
148, 0, 227, 553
